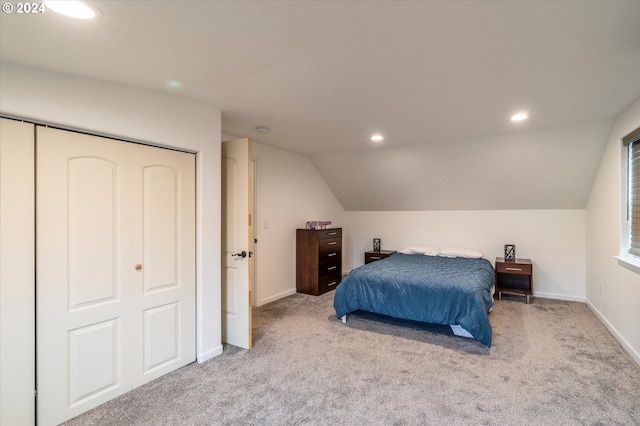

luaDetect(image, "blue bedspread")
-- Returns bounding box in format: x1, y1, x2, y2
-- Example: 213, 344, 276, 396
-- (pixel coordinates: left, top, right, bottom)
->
333, 254, 495, 346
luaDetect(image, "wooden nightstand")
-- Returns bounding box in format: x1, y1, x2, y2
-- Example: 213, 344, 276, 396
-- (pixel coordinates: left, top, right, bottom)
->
365, 250, 397, 264
495, 257, 533, 304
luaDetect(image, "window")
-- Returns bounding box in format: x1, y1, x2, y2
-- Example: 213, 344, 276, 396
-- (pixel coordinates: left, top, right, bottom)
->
624, 127, 640, 258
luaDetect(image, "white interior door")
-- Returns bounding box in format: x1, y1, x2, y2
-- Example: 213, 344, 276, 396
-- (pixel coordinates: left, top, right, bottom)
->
221, 138, 252, 349
37, 127, 195, 424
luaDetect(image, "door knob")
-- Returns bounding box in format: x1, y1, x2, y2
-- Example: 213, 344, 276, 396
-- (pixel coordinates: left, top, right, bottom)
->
232, 251, 247, 258
135, 264, 142, 270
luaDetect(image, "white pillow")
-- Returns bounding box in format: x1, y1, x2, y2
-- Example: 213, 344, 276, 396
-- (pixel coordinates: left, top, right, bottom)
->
399, 246, 439, 256
438, 247, 483, 259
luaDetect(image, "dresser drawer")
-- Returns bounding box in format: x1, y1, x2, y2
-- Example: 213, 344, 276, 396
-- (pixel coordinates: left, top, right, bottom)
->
319, 237, 341, 253
318, 274, 341, 294
319, 249, 340, 263
318, 259, 341, 278
317, 229, 342, 239
496, 262, 532, 275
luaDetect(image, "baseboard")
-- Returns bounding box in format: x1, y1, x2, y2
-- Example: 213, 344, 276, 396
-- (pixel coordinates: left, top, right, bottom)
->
586, 299, 640, 367
533, 291, 585, 303
256, 288, 297, 307
197, 344, 223, 363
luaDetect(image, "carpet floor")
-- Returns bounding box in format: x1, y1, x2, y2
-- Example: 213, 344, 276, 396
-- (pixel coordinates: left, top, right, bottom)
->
64, 293, 640, 425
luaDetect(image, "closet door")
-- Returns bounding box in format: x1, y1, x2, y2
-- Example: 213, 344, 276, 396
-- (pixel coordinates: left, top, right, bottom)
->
36, 127, 195, 425
130, 143, 196, 387
37, 127, 133, 425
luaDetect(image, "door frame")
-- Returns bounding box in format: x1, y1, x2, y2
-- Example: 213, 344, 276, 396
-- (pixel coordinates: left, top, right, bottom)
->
252, 159, 258, 307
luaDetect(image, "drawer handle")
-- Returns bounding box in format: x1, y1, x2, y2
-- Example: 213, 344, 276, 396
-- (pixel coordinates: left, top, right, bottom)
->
505, 267, 522, 271
327, 266, 337, 271
328, 232, 337, 236
370, 256, 381, 260
328, 281, 338, 287
328, 242, 337, 246
327, 252, 337, 257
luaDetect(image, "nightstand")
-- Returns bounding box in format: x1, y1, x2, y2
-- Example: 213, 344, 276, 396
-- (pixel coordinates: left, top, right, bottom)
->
365, 250, 397, 264
495, 257, 533, 304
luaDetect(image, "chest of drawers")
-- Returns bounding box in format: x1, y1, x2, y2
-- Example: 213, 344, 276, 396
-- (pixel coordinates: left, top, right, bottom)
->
296, 228, 342, 295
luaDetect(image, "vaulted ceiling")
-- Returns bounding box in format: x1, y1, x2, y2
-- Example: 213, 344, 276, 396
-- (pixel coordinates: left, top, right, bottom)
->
1, 1, 638, 210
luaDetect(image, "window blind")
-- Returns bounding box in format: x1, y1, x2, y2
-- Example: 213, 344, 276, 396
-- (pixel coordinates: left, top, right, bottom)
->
623, 127, 640, 257
630, 140, 640, 256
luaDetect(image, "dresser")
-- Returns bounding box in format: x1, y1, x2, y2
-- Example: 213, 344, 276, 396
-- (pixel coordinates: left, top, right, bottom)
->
296, 228, 342, 295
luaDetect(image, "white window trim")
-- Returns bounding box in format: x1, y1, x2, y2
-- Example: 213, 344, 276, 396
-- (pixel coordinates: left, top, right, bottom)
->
620, 127, 640, 273
615, 255, 640, 274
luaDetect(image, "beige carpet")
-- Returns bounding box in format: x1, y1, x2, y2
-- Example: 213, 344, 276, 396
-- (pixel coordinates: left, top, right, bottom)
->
65, 293, 640, 425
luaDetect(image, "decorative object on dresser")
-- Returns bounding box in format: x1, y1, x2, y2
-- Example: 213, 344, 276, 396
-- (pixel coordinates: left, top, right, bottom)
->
296, 228, 342, 295
365, 249, 397, 264
504, 244, 516, 261
495, 257, 533, 304
305, 220, 332, 230
373, 238, 381, 252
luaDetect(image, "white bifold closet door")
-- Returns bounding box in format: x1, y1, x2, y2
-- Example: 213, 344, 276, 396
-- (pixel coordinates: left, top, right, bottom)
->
36, 127, 196, 425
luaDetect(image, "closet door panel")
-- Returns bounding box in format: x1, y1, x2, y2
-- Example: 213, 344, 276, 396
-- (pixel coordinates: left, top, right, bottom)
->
68, 319, 120, 405
143, 165, 179, 291
68, 157, 120, 308
131, 143, 196, 385
37, 127, 133, 425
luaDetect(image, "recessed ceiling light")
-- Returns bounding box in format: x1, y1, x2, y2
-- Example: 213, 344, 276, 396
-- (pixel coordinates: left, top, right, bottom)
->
371, 134, 384, 142
44, 1, 98, 19
256, 126, 270, 134
511, 112, 528, 122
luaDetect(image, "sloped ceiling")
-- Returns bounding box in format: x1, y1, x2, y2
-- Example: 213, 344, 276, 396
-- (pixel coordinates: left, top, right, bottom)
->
1, 1, 639, 210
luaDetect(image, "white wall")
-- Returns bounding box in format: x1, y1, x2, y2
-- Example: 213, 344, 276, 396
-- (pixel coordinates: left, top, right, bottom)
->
0, 62, 223, 365
346, 210, 587, 301
585, 96, 640, 364
252, 142, 345, 305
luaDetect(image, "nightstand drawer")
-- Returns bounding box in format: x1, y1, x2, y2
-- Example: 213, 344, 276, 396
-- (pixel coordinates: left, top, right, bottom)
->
496, 262, 532, 275
364, 250, 397, 264
366, 253, 386, 262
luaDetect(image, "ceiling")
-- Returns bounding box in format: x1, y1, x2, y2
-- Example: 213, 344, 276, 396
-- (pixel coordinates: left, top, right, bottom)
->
1, 1, 639, 210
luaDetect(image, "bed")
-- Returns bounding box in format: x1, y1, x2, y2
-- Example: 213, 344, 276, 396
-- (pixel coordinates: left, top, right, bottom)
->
333, 251, 496, 346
